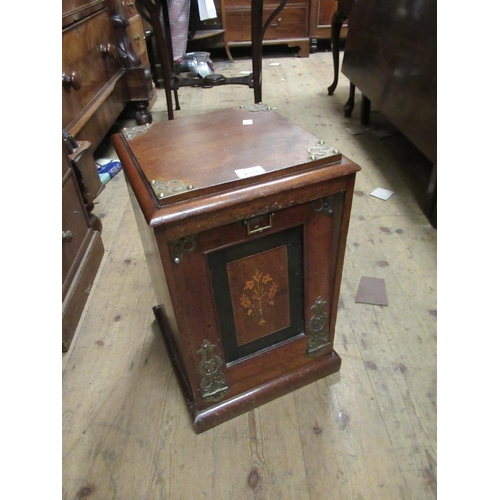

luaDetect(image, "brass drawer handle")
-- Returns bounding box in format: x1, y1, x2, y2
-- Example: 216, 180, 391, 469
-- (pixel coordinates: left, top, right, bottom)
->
244, 213, 274, 235
100, 43, 117, 59
62, 72, 81, 91
134, 35, 142, 44
125, 1, 135, 11
62, 230, 74, 243
271, 17, 282, 27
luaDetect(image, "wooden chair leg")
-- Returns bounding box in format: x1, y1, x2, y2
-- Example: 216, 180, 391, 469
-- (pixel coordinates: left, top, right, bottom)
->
250, 0, 264, 103
136, 0, 176, 119
252, 0, 288, 103
159, 1, 177, 118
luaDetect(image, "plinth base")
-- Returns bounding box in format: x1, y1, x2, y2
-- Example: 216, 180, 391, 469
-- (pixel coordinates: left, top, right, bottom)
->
154, 306, 341, 433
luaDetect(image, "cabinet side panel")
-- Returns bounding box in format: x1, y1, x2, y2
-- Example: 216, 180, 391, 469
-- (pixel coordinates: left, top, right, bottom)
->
329, 175, 356, 333
126, 180, 180, 340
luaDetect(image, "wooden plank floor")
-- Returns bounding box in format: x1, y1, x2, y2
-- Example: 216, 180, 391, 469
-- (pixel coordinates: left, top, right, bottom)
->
62, 49, 437, 499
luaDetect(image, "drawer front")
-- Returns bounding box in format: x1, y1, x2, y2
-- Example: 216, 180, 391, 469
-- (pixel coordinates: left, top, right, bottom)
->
62, 0, 106, 27
126, 15, 146, 57
62, 172, 91, 286
62, 10, 122, 130
226, 6, 308, 42
224, 0, 306, 8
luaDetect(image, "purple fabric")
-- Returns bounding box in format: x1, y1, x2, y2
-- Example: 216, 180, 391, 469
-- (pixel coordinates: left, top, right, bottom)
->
161, 0, 190, 61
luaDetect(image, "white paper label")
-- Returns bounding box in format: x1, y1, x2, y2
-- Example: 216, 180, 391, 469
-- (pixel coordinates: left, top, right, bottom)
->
235, 166, 266, 179
198, 0, 217, 20
242, 119, 253, 125
370, 187, 394, 200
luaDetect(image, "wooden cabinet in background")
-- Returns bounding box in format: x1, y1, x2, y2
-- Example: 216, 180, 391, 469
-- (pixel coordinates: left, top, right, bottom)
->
308, 0, 348, 52
62, 142, 104, 352
190, 0, 348, 57
62, 0, 154, 350
223, 0, 310, 57
62, 0, 154, 155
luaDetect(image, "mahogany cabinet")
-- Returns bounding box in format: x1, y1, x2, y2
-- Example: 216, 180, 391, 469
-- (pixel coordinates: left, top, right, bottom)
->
62, 0, 154, 155
62, 0, 154, 350
112, 107, 360, 432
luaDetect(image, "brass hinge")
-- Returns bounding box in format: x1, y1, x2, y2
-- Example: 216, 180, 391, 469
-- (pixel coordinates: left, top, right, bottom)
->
197, 340, 229, 403
307, 296, 330, 356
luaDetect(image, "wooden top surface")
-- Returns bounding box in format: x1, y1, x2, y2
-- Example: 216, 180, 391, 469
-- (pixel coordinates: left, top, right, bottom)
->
115, 108, 345, 204
112, 108, 360, 229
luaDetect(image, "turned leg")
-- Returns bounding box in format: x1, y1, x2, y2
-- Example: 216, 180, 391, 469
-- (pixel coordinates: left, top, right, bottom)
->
328, 10, 348, 95
343, 82, 355, 117
134, 100, 153, 125
174, 90, 180, 110
360, 94, 371, 125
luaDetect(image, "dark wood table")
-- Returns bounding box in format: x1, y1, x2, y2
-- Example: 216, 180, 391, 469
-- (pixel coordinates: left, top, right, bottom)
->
341, 0, 436, 223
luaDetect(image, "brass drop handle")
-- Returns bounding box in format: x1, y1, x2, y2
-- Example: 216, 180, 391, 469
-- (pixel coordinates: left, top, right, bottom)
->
62, 71, 81, 91
271, 17, 282, 27
244, 213, 274, 235
62, 230, 74, 243
100, 43, 116, 58
134, 35, 141, 44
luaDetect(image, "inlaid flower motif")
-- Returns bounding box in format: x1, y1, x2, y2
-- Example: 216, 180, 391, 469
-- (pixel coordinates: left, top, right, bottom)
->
240, 269, 278, 326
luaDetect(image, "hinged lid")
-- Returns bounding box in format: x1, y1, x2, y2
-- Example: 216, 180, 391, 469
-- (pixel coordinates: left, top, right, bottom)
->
115, 107, 342, 205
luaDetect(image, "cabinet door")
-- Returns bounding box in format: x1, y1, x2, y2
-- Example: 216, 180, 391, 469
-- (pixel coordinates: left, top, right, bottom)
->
164, 193, 347, 407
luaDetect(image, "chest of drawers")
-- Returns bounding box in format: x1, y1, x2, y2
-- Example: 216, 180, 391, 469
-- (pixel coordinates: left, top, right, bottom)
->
62, 142, 104, 351
112, 107, 360, 432
62, 0, 154, 351
62, 0, 154, 154
223, 0, 310, 57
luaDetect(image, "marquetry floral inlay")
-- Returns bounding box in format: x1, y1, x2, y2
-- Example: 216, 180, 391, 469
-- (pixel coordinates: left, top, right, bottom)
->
240, 269, 278, 326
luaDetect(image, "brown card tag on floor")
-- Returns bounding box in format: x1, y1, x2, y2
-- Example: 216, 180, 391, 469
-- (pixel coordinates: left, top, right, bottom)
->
355, 277, 388, 306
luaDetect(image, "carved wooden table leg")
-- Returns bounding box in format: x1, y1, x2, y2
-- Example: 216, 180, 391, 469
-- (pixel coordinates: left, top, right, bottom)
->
343, 82, 355, 117
360, 94, 371, 125
327, 9, 349, 95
